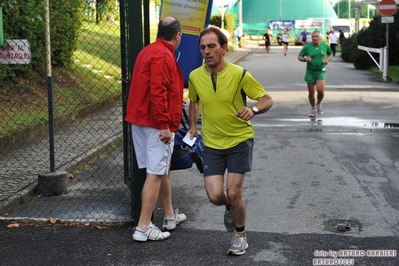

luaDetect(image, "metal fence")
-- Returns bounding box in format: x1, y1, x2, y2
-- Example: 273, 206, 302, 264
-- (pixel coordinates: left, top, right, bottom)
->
0, 2, 134, 225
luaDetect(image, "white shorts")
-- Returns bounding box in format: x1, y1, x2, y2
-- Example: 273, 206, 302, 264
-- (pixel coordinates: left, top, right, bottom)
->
131, 125, 174, 175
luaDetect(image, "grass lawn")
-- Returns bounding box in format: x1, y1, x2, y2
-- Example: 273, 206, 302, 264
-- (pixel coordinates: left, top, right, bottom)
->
0, 21, 122, 138
372, 65, 399, 84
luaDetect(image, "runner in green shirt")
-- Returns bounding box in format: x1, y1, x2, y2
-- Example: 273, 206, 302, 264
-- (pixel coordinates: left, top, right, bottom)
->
298, 30, 333, 117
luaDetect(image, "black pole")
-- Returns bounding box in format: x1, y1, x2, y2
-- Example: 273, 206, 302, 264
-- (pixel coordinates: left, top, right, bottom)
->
45, 0, 55, 172
386, 23, 389, 79
121, 0, 148, 225
47, 76, 55, 172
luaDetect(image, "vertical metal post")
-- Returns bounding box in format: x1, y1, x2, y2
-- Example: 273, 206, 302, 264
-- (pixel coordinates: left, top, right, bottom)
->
221, 0, 224, 29
121, 0, 150, 225
238, 0, 243, 27
143, 0, 150, 46
0, 8, 4, 46
45, 0, 55, 172
383, 23, 389, 81
349, 0, 351, 20
383, 46, 388, 81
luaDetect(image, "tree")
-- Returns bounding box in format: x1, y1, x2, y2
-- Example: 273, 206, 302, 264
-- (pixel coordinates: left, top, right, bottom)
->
334, 0, 374, 19
83, 0, 119, 23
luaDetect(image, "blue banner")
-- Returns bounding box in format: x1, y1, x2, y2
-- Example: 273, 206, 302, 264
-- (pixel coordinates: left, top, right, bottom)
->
268, 20, 296, 30
160, 0, 213, 87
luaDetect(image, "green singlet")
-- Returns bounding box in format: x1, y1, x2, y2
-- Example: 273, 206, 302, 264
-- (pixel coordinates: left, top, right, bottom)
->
299, 42, 332, 83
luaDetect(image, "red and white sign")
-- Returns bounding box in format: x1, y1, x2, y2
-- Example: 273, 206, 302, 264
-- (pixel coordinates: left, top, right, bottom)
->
0, 39, 31, 64
378, 0, 397, 16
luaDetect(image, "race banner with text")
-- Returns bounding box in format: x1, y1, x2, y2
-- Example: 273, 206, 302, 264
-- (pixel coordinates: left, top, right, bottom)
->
268, 20, 296, 30
160, 0, 213, 87
295, 20, 323, 29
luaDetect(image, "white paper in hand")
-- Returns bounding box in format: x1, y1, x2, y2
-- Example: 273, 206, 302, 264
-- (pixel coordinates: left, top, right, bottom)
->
183, 133, 197, 147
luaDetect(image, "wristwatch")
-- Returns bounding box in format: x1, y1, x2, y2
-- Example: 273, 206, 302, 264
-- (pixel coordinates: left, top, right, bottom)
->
251, 106, 259, 115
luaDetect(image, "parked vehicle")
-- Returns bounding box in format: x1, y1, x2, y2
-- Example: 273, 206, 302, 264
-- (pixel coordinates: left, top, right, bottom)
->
327, 19, 352, 38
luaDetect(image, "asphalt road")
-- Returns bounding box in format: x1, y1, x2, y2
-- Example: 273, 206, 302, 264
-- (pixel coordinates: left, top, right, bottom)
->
1, 45, 399, 266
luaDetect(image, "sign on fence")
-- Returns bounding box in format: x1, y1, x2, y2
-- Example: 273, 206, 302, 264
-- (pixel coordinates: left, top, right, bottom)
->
0, 39, 31, 64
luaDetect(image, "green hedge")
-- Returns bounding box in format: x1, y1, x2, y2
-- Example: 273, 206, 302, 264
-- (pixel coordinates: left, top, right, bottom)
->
210, 13, 236, 42
341, 11, 399, 69
0, 0, 84, 80
50, 0, 85, 66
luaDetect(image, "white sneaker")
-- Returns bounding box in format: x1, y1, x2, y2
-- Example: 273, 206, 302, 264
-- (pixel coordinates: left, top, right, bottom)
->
227, 233, 248, 256
162, 209, 187, 230
309, 107, 317, 117
132, 222, 170, 241
317, 104, 323, 115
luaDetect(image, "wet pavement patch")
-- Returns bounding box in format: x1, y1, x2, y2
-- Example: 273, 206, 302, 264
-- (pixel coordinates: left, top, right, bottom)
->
256, 118, 399, 131
325, 219, 361, 234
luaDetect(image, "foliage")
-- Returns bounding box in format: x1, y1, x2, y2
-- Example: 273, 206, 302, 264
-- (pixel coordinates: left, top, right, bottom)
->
152, 0, 161, 6
333, 0, 376, 19
224, 13, 235, 36
340, 33, 358, 64
341, 11, 399, 70
0, 0, 46, 79
209, 13, 235, 37
50, 0, 85, 67
372, 65, 399, 84
210, 15, 222, 28
388, 66, 399, 84
0, 21, 122, 137
84, 0, 119, 23
0, 0, 85, 82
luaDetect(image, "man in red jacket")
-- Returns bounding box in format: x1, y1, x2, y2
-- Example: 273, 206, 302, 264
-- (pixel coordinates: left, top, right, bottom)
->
126, 16, 186, 241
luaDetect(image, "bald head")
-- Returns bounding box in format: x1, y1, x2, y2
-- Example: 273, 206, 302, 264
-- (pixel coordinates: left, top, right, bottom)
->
157, 17, 182, 41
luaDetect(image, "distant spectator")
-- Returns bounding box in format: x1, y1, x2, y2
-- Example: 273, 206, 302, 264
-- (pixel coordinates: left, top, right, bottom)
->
236, 26, 243, 48
282, 28, 291, 56
263, 29, 271, 56
301, 28, 309, 46
326, 29, 331, 44
328, 29, 338, 56
233, 27, 239, 47
338, 28, 345, 46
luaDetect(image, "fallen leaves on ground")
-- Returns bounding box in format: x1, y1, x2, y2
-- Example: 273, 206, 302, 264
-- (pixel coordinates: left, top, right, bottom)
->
7, 223, 20, 229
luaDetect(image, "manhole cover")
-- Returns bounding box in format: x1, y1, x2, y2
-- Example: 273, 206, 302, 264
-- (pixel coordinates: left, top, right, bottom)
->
325, 219, 361, 233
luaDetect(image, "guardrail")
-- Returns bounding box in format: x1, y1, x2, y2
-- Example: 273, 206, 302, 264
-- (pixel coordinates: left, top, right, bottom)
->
357, 45, 388, 81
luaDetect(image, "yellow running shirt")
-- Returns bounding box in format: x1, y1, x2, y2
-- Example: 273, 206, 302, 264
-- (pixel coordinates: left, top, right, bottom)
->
188, 62, 266, 149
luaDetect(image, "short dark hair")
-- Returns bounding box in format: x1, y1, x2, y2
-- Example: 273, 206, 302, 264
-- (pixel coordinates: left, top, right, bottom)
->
312, 30, 321, 36
157, 17, 181, 41
198, 27, 228, 47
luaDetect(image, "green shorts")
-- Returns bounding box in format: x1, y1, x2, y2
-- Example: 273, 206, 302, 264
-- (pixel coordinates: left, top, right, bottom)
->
305, 69, 326, 84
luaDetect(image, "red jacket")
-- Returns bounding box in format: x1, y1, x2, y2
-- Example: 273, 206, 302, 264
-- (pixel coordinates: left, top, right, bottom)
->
125, 38, 183, 132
